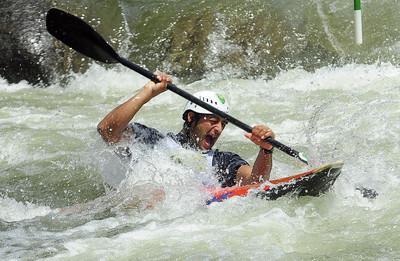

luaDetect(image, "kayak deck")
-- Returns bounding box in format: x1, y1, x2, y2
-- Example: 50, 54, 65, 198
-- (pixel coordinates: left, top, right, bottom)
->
207, 162, 344, 204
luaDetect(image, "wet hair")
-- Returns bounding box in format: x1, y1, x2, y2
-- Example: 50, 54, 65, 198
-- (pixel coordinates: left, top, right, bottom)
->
182, 111, 201, 131
177, 111, 202, 148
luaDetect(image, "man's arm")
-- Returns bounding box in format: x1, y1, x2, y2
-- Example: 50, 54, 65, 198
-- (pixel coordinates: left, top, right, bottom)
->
97, 73, 171, 143
235, 125, 274, 186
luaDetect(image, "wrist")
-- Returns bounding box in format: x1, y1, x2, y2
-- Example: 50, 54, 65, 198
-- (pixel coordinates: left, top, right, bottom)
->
139, 86, 154, 103
261, 147, 274, 154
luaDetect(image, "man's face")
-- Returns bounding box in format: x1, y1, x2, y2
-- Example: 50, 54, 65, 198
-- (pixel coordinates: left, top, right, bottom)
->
188, 113, 228, 150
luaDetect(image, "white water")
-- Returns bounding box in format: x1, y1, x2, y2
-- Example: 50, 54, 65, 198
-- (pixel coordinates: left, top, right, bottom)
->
0, 63, 399, 260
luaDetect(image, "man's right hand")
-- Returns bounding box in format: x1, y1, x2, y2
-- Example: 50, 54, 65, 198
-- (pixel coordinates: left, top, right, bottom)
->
142, 72, 172, 102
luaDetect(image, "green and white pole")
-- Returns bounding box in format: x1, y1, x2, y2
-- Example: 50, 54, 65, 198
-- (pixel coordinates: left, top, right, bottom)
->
354, 0, 363, 44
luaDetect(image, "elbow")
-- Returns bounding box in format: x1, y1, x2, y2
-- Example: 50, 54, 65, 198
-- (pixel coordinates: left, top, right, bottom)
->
97, 122, 123, 144
97, 122, 113, 143
97, 124, 107, 141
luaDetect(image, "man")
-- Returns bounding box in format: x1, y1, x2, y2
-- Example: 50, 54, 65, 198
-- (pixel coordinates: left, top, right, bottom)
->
97, 73, 275, 187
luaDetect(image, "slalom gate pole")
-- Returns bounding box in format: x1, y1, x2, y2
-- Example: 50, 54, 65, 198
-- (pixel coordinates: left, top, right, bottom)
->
354, 0, 363, 44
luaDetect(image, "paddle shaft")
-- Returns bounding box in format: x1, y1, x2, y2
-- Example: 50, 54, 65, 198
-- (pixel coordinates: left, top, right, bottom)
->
117, 57, 307, 163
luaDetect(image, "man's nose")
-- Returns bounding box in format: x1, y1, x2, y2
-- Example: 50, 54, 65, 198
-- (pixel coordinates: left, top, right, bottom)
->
212, 121, 223, 133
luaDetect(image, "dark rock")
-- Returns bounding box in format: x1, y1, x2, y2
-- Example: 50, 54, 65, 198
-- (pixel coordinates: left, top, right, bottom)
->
0, 0, 129, 86
0, 0, 55, 85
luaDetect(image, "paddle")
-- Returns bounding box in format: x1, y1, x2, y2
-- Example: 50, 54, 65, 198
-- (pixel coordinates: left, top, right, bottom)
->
45, 8, 309, 165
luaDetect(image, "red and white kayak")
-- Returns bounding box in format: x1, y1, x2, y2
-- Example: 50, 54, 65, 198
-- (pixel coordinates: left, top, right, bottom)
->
207, 162, 343, 204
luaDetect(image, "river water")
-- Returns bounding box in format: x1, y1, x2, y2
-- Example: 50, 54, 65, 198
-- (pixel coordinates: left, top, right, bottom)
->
1, 1, 400, 260
1, 63, 399, 260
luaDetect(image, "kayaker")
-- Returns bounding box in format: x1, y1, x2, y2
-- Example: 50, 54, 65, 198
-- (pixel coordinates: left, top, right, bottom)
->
97, 72, 275, 187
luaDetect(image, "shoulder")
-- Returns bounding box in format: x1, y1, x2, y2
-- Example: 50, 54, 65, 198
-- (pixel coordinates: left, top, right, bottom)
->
212, 149, 249, 187
213, 150, 248, 164
129, 122, 165, 145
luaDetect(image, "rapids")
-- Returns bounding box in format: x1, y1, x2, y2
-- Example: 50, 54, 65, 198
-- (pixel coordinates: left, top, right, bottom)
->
1, 63, 399, 259
1, 0, 400, 259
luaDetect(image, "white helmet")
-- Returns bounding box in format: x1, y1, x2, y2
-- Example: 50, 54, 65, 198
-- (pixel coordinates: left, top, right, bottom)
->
182, 90, 229, 120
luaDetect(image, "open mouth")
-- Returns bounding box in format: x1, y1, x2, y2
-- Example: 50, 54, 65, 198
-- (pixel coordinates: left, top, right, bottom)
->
203, 134, 215, 149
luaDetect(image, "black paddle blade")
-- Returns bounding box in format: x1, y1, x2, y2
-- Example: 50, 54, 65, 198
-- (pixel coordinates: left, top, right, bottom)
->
46, 8, 119, 64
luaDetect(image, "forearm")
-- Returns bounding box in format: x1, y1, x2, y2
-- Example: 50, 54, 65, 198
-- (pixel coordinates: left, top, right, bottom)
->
97, 87, 152, 143
251, 148, 272, 182
236, 149, 272, 186
237, 124, 275, 186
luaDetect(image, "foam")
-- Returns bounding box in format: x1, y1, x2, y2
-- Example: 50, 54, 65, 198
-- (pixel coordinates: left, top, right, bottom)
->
0, 196, 52, 222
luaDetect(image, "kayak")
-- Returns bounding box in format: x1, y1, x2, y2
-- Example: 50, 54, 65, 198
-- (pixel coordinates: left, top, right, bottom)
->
207, 162, 343, 204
